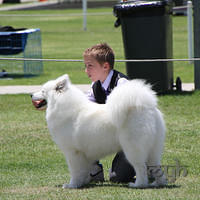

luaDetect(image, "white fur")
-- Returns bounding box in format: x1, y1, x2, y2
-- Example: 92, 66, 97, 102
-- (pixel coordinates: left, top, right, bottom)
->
32, 74, 167, 188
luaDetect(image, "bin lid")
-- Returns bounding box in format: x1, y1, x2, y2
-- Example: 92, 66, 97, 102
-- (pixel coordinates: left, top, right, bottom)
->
114, 0, 172, 17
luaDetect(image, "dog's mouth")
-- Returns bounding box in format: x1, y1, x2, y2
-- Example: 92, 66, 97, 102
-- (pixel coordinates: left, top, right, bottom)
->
32, 99, 47, 110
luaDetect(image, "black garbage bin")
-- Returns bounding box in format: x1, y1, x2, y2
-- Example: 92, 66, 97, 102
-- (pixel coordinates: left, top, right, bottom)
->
114, 0, 173, 93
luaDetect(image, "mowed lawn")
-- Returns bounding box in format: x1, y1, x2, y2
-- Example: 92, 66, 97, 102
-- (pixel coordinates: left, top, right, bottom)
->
0, 92, 199, 199
0, 7, 199, 200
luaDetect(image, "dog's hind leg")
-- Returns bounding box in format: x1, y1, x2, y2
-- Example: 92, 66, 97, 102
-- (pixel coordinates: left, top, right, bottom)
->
121, 146, 149, 188
147, 165, 167, 187
147, 151, 167, 187
62, 150, 92, 189
128, 162, 148, 188
146, 110, 167, 187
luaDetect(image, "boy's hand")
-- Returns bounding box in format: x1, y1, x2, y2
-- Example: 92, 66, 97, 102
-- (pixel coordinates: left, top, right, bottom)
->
92, 80, 107, 104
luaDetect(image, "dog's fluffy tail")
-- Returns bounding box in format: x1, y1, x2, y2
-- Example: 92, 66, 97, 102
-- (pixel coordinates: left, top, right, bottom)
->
106, 79, 158, 127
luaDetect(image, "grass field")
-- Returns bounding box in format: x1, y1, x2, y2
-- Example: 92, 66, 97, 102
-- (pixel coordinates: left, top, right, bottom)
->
0, 92, 200, 199
0, 8, 194, 85
0, 7, 199, 200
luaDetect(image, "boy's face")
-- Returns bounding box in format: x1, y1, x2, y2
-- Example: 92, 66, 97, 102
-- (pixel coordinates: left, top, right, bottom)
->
84, 56, 110, 82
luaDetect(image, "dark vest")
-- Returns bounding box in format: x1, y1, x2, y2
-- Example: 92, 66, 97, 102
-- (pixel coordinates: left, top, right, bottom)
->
107, 70, 129, 96
93, 70, 128, 104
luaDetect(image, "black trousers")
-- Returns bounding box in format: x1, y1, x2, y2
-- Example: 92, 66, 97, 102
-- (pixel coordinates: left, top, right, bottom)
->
109, 151, 136, 183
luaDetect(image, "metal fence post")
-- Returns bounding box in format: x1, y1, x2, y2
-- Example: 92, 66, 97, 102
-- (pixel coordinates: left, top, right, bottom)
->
193, 0, 200, 90
83, 0, 87, 31
187, 1, 193, 64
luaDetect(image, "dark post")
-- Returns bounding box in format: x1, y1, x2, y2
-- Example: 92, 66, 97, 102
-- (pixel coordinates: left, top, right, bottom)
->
193, 0, 200, 89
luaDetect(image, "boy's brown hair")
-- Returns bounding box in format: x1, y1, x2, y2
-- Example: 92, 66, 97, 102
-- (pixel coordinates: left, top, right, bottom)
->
83, 43, 115, 69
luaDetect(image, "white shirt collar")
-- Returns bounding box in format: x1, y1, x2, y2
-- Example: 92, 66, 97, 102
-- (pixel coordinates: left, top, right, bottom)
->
102, 70, 113, 90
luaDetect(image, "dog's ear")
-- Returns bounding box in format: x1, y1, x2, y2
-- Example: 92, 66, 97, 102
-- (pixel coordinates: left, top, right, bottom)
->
55, 74, 70, 93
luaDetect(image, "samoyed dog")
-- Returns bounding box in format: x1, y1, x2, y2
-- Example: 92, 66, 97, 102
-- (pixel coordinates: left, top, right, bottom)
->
31, 74, 167, 189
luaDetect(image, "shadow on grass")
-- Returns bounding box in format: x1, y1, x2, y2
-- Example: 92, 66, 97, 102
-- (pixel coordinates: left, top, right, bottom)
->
86, 182, 180, 190
55, 181, 180, 190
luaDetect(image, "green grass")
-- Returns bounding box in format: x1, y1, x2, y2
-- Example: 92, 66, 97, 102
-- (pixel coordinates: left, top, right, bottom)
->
0, 8, 199, 200
0, 9, 194, 85
0, 92, 200, 199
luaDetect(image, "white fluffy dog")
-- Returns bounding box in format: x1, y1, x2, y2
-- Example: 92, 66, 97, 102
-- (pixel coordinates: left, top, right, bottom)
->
31, 74, 167, 189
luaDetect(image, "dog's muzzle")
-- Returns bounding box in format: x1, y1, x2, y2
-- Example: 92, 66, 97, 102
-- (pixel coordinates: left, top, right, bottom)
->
31, 95, 47, 110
